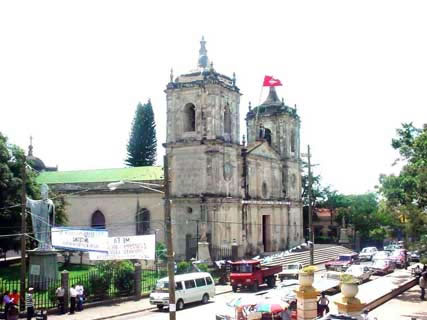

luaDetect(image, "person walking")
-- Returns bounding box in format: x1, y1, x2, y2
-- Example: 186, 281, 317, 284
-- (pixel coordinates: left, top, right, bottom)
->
69, 285, 77, 314
317, 292, 330, 316
3, 291, 12, 320
25, 288, 34, 320
55, 286, 65, 314
75, 284, 84, 311
420, 272, 427, 301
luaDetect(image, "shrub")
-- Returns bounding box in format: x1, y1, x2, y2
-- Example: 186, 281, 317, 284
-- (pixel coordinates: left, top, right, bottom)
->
177, 261, 191, 274
113, 261, 135, 295
197, 263, 209, 272
88, 271, 112, 299
340, 274, 358, 284
301, 266, 317, 274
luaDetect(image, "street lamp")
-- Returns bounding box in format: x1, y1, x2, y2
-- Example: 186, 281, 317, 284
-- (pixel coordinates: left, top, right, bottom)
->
107, 156, 176, 320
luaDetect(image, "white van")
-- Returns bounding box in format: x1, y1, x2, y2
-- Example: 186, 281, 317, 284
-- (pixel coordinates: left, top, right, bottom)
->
149, 272, 215, 310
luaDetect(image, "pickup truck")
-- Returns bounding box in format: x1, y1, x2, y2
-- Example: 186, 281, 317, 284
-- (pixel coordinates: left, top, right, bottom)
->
230, 260, 282, 292
277, 263, 303, 281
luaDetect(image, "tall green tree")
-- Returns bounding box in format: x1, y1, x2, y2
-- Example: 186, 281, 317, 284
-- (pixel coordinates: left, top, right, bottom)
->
378, 123, 427, 241
0, 132, 68, 252
125, 100, 157, 167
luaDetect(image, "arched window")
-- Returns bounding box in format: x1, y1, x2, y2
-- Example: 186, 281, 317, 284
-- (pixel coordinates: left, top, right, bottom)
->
264, 128, 272, 145
91, 210, 106, 229
183, 103, 196, 132
291, 130, 296, 152
136, 208, 150, 235
224, 105, 232, 135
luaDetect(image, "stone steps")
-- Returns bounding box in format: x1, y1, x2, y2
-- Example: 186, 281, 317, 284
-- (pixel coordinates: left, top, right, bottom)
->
261, 245, 353, 268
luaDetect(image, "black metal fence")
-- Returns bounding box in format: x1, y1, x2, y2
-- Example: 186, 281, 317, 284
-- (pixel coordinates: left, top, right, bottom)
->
210, 246, 232, 261
0, 277, 60, 310
0, 264, 166, 312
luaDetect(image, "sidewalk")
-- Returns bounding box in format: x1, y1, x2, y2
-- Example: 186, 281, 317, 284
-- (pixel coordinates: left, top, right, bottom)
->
370, 285, 427, 320
48, 284, 232, 320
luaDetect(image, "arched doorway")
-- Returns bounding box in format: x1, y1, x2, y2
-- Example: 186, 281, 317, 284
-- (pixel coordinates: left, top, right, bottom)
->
91, 210, 106, 229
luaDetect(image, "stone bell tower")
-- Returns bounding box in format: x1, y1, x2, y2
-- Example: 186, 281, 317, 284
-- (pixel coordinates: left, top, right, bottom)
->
164, 37, 242, 260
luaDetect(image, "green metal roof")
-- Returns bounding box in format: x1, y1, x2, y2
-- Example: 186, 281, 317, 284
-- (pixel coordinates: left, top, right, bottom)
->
36, 166, 164, 184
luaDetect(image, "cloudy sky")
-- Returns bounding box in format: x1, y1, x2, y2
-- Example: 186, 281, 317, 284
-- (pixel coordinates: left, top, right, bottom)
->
1, 0, 426, 195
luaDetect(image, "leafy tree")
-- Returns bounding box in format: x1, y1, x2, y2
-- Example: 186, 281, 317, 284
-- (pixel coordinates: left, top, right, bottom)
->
0, 132, 68, 252
125, 101, 157, 166
378, 123, 427, 241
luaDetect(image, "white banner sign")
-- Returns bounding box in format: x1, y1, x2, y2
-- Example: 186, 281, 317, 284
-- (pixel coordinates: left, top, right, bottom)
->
52, 227, 109, 253
89, 235, 155, 261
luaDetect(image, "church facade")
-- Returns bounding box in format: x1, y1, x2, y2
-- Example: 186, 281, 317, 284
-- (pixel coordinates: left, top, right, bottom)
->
37, 38, 303, 261
164, 38, 303, 259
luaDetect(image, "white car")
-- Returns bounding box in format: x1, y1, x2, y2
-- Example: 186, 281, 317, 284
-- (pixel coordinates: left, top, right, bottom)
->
372, 251, 391, 262
359, 247, 378, 261
345, 265, 372, 284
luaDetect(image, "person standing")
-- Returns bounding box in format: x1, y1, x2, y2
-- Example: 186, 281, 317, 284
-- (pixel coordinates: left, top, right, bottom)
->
55, 286, 65, 314
69, 285, 77, 314
75, 284, 84, 311
9, 290, 19, 308
3, 291, 12, 320
25, 288, 34, 320
317, 292, 330, 316
420, 273, 427, 301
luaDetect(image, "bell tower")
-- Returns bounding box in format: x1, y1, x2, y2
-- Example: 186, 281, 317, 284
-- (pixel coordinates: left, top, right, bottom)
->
164, 38, 242, 259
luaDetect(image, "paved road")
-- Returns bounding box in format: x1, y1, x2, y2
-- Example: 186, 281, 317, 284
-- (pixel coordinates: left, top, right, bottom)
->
114, 262, 383, 320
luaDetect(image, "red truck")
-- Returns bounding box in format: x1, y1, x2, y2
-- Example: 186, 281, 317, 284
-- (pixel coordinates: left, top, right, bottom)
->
230, 260, 282, 292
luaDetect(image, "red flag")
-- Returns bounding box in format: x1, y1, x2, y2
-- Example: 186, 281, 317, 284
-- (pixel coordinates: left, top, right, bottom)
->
263, 75, 282, 87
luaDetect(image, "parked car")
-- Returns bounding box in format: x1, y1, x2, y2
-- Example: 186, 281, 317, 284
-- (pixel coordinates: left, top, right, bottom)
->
358, 247, 378, 261
390, 249, 408, 268
372, 251, 391, 262
277, 263, 303, 281
370, 259, 395, 275
345, 265, 372, 284
384, 244, 400, 252
409, 250, 420, 262
149, 272, 215, 310
325, 253, 359, 271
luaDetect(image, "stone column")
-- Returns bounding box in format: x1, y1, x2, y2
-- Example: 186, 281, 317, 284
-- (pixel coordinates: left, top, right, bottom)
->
294, 272, 319, 320
197, 242, 212, 264
231, 240, 239, 261
134, 263, 142, 300
61, 270, 69, 314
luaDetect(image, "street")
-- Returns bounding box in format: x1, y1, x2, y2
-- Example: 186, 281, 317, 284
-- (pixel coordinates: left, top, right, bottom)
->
114, 262, 381, 320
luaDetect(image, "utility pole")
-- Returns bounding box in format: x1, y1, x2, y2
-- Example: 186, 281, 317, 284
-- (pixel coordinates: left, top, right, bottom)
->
163, 155, 176, 320
20, 157, 27, 310
307, 145, 314, 265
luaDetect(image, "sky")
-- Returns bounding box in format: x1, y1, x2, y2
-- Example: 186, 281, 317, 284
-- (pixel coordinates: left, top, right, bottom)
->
0, 0, 426, 195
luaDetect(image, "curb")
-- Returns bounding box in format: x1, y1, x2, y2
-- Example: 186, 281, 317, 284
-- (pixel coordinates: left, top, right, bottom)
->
91, 288, 233, 320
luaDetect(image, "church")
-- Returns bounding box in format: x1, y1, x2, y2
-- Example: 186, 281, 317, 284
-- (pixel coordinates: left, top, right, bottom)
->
38, 38, 303, 260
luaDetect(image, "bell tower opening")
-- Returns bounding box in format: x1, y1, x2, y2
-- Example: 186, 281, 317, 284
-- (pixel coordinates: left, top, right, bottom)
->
183, 103, 196, 132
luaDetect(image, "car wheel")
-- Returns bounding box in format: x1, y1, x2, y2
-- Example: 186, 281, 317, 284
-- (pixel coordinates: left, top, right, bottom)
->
157, 305, 164, 311
232, 285, 237, 292
176, 299, 184, 311
202, 294, 209, 304
252, 281, 259, 292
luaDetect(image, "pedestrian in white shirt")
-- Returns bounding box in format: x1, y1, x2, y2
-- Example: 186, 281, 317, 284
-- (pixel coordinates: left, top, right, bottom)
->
75, 284, 84, 311
69, 286, 77, 314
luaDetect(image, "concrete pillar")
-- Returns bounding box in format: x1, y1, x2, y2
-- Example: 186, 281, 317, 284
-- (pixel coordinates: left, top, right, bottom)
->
334, 283, 365, 318
134, 263, 142, 300
294, 274, 319, 320
334, 297, 365, 317
61, 270, 69, 314
198, 242, 212, 264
